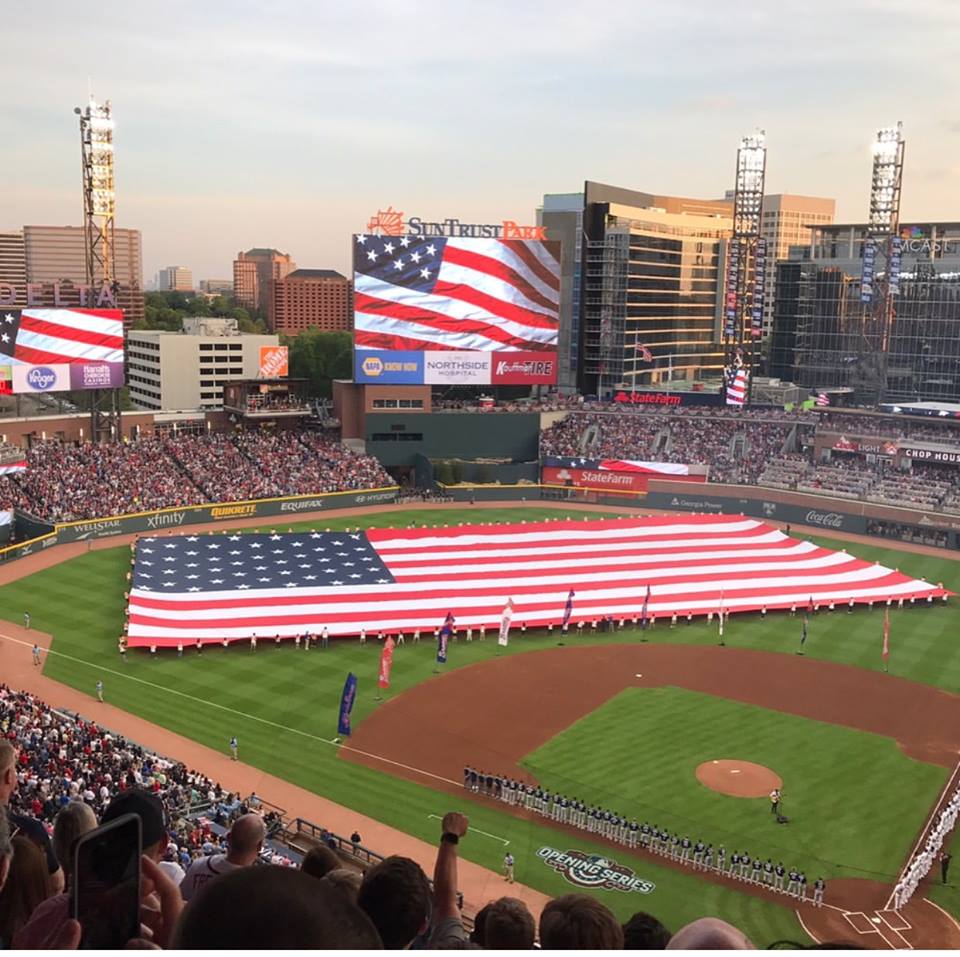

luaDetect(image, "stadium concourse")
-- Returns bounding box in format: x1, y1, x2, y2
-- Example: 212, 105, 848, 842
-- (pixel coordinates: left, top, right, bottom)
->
2, 501, 960, 947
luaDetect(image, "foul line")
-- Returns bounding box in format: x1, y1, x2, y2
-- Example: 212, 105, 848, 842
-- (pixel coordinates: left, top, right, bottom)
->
923, 897, 960, 936
1, 633, 460, 789
794, 910, 821, 946
428, 814, 509, 846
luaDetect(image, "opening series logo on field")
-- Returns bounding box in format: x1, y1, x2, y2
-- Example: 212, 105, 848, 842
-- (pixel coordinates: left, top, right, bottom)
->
537, 847, 655, 894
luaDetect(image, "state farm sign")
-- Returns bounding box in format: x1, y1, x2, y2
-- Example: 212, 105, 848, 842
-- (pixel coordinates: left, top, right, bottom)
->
542, 465, 647, 493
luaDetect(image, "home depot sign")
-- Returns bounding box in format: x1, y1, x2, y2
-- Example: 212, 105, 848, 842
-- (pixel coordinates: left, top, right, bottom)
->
258, 345, 289, 378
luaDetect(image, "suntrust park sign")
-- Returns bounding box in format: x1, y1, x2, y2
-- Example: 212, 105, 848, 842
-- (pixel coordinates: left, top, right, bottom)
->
366, 207, 546, 240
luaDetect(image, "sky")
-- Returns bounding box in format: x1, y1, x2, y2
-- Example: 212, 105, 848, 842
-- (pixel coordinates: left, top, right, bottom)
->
5, 0, 960, 283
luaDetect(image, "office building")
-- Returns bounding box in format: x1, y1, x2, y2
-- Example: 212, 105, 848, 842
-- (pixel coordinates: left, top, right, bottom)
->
770, 222, 960, 403
127, 316, 279, 411
157, 265, 194, 292
0, 225, 144, 323
759, 195, 835, 339
198, 278, 233, 295
233, 248, 296, 312
537, 194, 584, 392
541, 182, 733, 396
267, 269, 351, 334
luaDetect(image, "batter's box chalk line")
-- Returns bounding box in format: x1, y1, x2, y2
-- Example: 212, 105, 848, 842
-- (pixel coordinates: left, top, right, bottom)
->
428, 814, 509, 845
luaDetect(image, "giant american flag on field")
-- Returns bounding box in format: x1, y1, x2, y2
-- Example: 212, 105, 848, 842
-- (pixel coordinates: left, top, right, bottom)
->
0, 309, 124, 366
124, 516, 946, 647
352, 234, 560, 352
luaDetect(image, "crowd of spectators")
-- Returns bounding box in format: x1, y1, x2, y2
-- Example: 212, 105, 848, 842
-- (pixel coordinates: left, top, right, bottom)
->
0, 686, 853, 949
539, 411, 797, 483
820, 412, 960, 448
1, 431, 392, 522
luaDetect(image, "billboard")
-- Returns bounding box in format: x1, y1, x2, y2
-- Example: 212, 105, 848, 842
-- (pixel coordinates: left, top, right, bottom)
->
0, 308, 124, 394
258, 345, 288, 378
353, 233, 559, 385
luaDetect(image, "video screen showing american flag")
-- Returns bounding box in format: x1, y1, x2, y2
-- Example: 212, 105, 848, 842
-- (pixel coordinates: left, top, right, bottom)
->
352, 235, 559, 364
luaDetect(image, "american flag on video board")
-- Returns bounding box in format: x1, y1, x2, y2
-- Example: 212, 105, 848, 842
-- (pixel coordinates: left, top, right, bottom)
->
352, 235, 560, 352
0, 309, 124, 366
124, 517, 944, 647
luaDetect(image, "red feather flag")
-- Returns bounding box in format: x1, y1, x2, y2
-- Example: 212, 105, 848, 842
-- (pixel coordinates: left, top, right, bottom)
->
378, 635, 395, 690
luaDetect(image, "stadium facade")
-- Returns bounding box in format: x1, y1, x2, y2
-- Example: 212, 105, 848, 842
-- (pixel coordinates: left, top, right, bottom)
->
540, 183, 733, 397
770, 223, 960, 404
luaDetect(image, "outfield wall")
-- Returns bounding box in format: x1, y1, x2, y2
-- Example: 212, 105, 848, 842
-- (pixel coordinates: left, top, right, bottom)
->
0, 487, 400, 564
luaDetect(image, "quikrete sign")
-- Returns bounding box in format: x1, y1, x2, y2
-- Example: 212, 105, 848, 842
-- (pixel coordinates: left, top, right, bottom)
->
365, 207, 546, 240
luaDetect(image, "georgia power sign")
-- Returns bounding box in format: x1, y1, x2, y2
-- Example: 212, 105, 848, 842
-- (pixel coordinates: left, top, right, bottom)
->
537, 848, 655, 894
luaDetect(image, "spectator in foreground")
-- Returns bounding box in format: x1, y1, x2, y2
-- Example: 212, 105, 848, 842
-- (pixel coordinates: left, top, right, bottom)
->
428, 810, 471, 948
666, 917, 754, 949
623, 910, 672, 949
180, 812, 266, 902
0, 835, 51, 947
13, 800, 97, 949
538, 893, 625, 949
0, 740, 64, 893
482, 896, 537, 949
301, 844, 342, 881
173, 866, 382, 949
321, 867, 363, 900
358, 855, 432, 949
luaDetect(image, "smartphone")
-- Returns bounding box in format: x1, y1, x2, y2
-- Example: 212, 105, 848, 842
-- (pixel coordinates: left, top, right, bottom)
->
71, 812, 142, 950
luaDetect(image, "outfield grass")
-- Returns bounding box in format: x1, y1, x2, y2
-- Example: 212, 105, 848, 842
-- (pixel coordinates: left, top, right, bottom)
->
0, 505, 958, 941
523, 686, 947, 883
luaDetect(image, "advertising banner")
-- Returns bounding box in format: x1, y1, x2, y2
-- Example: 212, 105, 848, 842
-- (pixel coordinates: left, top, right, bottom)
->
355, 350, 424, 384
12, 364, 71, 393
610, 390, 726, 408
258, 345, 288, 378
491, 351, 558, 385
424, 351, 491, 385
69, 362, 126, 390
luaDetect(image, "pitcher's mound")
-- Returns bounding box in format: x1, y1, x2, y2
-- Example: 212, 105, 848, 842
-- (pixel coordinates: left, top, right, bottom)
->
696, 759, 782, 798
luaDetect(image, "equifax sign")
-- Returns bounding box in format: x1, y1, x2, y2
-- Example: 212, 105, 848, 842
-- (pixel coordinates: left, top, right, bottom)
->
366, 206, 546, 240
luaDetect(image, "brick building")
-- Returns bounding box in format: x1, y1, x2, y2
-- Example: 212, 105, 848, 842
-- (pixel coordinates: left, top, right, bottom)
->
232, 247, 296, 312
267, 268, 351, 334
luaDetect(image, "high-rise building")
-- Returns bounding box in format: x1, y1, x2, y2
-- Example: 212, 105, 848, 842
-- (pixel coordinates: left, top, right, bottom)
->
541, 182, 733, 396
157, 265, 194, 292
770, 222, 960, 403
759, 195, 835, 339
0, 225, 145, 323
537, 194, 584, 392
126, 316, 279, 411
267, 269, 351, 335
232, 248, 296, 312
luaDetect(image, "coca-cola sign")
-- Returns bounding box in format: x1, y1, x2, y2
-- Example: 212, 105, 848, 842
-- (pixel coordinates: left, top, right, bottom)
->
805, 510, 845, 528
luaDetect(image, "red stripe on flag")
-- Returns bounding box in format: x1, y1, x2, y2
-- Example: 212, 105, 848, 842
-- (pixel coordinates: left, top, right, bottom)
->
17, 314, 125, 351
441, 244, 559, 314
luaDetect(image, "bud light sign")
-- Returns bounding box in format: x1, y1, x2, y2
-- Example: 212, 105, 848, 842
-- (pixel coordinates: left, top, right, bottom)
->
12, 364, 70, 393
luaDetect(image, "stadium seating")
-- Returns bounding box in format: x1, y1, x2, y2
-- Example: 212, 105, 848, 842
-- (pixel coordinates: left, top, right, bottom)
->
2, 432, 392, 522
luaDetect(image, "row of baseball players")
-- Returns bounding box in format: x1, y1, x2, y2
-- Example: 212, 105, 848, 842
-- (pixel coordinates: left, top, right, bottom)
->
462, 768, 826, 906
893, 781, 960, 911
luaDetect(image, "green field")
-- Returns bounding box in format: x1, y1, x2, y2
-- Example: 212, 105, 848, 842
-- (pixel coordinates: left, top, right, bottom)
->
1, 504, 958, 943
524, 686, 947, 882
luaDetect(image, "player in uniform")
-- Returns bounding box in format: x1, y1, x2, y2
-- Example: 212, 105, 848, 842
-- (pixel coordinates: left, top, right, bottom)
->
96, 679, 104, 702
715, 844, 726, 874
812, 877, 826, 907
229, 736, 239, 760
503, 851, 515, 883
703, 844, 714, 871
763, 859, 774, 886
693, 840, 705, 869
751, 857, 762, 885
681, 836, 692, 863
786, 868, 800, 896
463, 765, 471, 790
729, 851, 740, 877
774, 862, 786, 891
628, 819, 639, 848
740, 851, 752, 880
797, 872, 808, 901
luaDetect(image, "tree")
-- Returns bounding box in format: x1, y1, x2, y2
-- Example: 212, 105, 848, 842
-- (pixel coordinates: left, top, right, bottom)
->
285, 329, 353, 397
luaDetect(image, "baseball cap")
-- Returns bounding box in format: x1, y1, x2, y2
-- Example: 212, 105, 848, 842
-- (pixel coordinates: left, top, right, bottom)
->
101, 789, 166, 848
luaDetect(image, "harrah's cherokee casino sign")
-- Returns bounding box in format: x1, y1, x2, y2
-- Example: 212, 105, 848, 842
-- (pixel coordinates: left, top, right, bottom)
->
354, 208, 559, 386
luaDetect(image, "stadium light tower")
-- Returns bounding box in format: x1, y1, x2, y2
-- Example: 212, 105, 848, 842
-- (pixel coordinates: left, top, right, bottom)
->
723, 131, 767, 403
859, 122, 905, 405
75, 95, 120, 442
